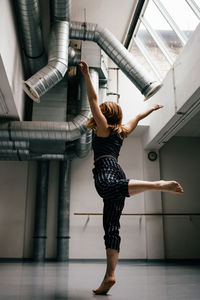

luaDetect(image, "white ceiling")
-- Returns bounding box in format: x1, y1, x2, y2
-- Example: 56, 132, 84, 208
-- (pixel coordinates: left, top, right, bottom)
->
71, 0, 138, 42
39, 0, 200, 138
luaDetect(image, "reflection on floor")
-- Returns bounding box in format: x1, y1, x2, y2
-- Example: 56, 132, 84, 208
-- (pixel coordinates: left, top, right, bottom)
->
0, 261, 200, 299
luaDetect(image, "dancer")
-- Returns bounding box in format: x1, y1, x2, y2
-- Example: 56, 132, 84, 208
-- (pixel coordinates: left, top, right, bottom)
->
79, 61, 184, 295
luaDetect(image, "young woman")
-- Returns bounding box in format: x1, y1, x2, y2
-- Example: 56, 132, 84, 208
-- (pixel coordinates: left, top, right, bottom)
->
79, 61, 184, 295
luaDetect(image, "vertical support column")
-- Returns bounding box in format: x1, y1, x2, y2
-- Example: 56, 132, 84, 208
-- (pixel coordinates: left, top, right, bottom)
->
33, 161, 49, 261
57, 160, 71, 261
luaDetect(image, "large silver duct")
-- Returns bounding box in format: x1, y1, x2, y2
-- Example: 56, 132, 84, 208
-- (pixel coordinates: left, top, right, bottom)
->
0, 69, 98, 159
70, 21, 162, 99
0, 114, 89, 143
52, 0, 71, 22
23, 0, 71, 102
68, 47, 81, 66
15, 0, 46, 74
23, 21, 69, 103
75, 69, 98, 158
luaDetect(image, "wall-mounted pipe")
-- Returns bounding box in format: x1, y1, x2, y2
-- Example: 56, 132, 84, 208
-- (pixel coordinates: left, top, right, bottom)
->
0, 141, 29, 150
15, 0, 46, 74
22, 0, 71, 102
0, 69, 98, 160
33, 161, 49, 261
23, 21, 69, 102
75, 69, 98, 158
52, 0, 71, 22
57, 160, 71, 261
68, 47, 81, 66
0, 112, 89, 143
70, 21, 162, 100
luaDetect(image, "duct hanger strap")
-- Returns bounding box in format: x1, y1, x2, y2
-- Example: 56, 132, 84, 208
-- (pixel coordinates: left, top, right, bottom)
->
69, 21, 98, 41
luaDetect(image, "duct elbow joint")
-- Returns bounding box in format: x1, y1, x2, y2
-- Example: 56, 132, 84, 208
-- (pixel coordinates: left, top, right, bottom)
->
144, 82, 163, 101
23, 81, 41, 103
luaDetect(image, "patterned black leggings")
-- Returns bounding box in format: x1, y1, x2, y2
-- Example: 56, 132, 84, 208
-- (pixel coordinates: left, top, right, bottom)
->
92, 157, 130, 252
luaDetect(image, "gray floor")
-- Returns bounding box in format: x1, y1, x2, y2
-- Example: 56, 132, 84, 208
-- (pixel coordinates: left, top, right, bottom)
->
0, 261, 200, 300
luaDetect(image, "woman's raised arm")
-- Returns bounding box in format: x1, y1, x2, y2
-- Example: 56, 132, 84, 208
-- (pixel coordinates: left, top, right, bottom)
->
79, 61, 109, 134
124, 104, 164, 136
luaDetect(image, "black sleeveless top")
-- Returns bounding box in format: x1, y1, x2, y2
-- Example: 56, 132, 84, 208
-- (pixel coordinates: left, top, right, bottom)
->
92, 131, 124, 161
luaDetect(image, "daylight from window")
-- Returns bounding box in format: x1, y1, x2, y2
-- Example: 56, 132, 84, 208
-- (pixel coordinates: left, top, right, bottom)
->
130, 0, 200, 81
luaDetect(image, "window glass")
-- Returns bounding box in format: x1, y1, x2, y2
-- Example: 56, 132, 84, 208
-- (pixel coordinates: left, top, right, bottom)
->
144, 0, 182, 62
194, 0, 200, 8
130, 41, 158, 81
136, 22, 171, 78
161, 0, 199, 38
194, 0, 200, 9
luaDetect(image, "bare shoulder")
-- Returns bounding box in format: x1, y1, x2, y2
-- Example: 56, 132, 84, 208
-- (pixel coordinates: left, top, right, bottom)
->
95, 127, 111, 137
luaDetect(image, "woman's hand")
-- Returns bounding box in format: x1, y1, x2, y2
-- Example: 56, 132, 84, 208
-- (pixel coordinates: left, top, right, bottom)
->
78, 61, 89, 76
152, 104, 164, 111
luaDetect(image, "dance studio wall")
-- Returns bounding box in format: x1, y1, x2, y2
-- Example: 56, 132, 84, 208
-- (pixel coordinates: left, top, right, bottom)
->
0, 0, 24, 120
160, 136, 200, 259
69, 135, 149, 259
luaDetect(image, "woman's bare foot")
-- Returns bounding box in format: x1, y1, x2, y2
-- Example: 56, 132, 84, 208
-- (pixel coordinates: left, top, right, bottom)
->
158, 180, 184, 194
92, 276, 116, 295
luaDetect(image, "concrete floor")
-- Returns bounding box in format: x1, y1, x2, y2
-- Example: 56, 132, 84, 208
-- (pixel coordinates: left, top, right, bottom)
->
0, 261, 200, 300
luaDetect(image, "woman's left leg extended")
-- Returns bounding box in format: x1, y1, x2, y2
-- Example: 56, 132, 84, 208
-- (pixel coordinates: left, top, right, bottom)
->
128, 179, 184, 196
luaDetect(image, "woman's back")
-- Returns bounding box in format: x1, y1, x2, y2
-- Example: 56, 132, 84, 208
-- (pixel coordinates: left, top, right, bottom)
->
92, 132, 124, 161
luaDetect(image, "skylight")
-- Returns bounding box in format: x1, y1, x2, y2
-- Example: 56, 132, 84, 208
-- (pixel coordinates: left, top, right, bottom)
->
129, 0, 200, 81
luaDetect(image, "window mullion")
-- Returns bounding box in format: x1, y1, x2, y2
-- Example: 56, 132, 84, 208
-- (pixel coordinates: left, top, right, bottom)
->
152, 0, 188, 45
134, 37, 163, 81
185, 0, 200, 20
140, 16, 174, 65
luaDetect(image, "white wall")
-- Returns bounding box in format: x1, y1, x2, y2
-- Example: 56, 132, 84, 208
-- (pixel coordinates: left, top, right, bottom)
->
2, 136, 200, 259
143, 23, 200, 150
0, 0, 199, 261
0, 161, 28, 258
0, 0, 24, 120
69, 135, 165, 259
160, 137, 200, 258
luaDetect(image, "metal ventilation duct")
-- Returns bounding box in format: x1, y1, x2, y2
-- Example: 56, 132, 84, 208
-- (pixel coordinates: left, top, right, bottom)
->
52, 0, 71, 22
15, 0, 46, 74
0, 69, 99, 160
22, 0, 71, 102
23, 21, 69, 103
70, 21, 162, 99
75, 69, 98, 158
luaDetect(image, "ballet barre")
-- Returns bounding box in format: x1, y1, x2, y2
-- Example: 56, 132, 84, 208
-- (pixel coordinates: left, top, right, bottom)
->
74, 213, 200, 216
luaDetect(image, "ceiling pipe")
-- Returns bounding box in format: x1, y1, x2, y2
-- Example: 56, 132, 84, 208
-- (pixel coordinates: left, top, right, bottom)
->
68, 47, 81, 66
0, 113, 89, 143
52, 0, 71, 22
70, 21, 162, 100
23, 0, 71, 102
23, 21, 69, 103
0, 69, 98, 159
74, 69, 97, 158
15, 0, 46, 74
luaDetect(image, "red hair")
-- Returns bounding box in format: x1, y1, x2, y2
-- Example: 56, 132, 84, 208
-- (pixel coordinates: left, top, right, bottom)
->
86, 101, 128, 138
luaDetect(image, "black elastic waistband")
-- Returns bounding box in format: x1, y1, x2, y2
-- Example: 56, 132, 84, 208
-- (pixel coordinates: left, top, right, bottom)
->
94, 155, 117, 168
